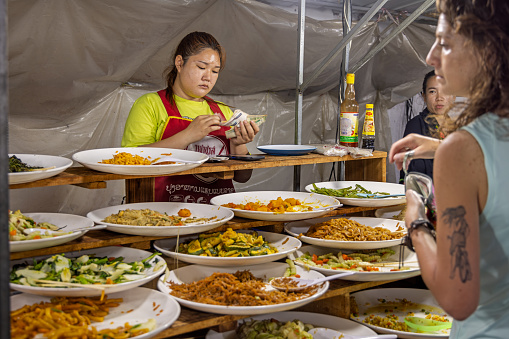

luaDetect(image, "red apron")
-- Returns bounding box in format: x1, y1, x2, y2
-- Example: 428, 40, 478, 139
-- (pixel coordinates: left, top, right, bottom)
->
154, 90, 235, 203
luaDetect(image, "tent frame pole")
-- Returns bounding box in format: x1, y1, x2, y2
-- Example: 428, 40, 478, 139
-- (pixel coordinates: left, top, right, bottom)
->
0, 0, 10, 336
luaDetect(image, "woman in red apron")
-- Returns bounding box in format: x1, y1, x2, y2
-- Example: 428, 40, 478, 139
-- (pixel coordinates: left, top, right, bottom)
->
122, 32, 259, 203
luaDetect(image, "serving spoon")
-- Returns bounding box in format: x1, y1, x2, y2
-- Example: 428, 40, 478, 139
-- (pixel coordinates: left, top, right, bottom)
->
308, 328, 396, 339
23, 225, 106, 236
151, 156, 206, 165
356, 193, 405, 199
270, 271, 354, 292
404, 316, 452, 332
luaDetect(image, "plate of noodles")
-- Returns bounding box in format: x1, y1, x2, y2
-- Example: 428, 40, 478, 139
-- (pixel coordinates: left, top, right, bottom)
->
157, 262, 328, 315
210, 191, 341, 221
9, 154, 73, 185
9, 211, 98, 253
288, 245, 420, 282
205, 311, 376, 339
87, 202, 234, 236
284, 216, 406, 250
305, 181, 405, 207
72, 147, 208, 175
154, 229, 302, 266
10, 246, 166, 297
350, 288, 452, 338
10, 287, 181, 339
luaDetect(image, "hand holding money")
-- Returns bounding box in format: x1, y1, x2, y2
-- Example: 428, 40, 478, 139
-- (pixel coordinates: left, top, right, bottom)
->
222, 109, 266, 139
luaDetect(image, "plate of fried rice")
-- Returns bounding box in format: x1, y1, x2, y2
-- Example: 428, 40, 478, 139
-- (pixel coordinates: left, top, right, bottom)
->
350, 288, 452, 338
72, 147, 208, 175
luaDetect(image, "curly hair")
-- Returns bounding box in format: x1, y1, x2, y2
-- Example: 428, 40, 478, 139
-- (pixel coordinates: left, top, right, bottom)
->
163, 32, 225, 107
437, 0, 509, 134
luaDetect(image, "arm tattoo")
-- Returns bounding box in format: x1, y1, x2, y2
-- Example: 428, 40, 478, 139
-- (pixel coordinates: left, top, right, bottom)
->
443, 206, 473, 283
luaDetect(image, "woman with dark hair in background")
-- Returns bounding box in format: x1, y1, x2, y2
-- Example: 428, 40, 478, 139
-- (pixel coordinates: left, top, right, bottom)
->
390, 0, 509, 337
122, 32, 259, 203
398, 70, 455, 183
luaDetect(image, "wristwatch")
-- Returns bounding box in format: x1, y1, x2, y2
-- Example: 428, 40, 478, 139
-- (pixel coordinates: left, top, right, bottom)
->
402, 218, 436, 252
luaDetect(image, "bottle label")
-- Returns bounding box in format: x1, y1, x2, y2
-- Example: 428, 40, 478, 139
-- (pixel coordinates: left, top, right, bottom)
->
340, 112, 359, 143
363, 111, 375, 136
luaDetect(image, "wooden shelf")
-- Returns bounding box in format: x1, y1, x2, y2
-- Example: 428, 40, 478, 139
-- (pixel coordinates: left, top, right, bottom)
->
9, 151, 387, 190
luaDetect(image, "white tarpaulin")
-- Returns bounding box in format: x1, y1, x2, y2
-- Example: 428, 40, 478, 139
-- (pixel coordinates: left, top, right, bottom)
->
8, 0, 435, 215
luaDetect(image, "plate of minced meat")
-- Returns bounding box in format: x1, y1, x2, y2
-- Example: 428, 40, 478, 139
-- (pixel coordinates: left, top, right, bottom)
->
87, 202, 234, 236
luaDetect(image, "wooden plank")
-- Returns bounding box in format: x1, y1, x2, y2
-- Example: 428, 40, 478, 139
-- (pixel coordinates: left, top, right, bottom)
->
73, 181, 107, 189
9, 152, 387, 190
125, 177, 154, 203
345, 156, 386, 182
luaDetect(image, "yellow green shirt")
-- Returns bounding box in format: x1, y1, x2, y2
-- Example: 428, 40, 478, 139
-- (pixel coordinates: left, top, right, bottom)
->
122, 93, 234, 147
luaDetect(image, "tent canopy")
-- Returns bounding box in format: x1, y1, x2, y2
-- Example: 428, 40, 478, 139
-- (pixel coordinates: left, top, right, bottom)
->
8, 0, 436, 214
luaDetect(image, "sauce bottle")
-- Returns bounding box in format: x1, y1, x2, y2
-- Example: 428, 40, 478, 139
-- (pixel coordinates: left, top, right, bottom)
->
340, 73, 359, 147
361, 104, 375, 150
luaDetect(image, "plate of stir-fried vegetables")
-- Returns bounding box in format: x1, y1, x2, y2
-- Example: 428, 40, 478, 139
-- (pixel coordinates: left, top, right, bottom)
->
9, 210, 98, 252
9, 154, 73, 185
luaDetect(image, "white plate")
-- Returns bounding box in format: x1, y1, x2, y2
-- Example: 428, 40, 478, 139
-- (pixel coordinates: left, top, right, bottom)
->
289, 245, 420, 282
72, 147, 207, 175
284, 216, 406, 250
154, 230, 301, 266
10, 213, 97, 253
10, 246, 166, 297
157, 262, 328, 315
9, 154, 73, 185
351, 288, 452, 338
209, 191, 341, 221
205, 311, 377, 339
375, 204, 406, 220
10, 287, 180, 339
87, 202, 234, 236
305, 181, 406, 207
257, 144, 317, 156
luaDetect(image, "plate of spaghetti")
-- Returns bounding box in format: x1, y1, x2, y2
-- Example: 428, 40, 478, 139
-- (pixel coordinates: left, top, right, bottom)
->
210, 191, 341, 221
10, 287, 180, 339
157, 262, 328, 315
285, 216, 406, 250
87, 202, 234, 236
288, 245, 420, 282
72, 147, 208, 175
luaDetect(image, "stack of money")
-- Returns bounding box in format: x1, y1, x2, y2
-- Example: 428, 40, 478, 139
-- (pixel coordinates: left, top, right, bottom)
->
222, 109, 266, 139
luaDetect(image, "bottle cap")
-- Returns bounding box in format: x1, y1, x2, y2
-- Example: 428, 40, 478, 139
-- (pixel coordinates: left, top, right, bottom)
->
366, 104, 374, 109
346, 73, 355, 84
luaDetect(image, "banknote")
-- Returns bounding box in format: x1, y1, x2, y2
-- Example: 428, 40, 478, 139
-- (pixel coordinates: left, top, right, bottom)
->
222, 109, 266, 139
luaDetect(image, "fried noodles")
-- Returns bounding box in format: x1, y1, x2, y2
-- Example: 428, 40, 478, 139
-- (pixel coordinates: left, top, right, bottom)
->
305, 218, 404, 241
168, 271, 317, 306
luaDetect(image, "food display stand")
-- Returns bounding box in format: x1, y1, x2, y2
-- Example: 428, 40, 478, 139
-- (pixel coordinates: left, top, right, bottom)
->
9, 151, 406, 338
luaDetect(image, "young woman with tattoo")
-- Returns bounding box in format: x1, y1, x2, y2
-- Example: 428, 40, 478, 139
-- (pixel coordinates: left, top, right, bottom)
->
389, 0, 509, 337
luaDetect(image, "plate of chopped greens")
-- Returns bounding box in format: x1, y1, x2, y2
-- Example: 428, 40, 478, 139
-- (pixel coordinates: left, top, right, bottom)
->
288, 245, 420, 281
154, 229, 301, 266
305, 181, 406, 207
9, 154, 73, 185
10, 246, 166, 297
205, 311, 376, 339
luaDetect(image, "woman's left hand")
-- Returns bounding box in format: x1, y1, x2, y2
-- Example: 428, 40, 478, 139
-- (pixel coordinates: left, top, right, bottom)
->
230, 120, 260, 146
